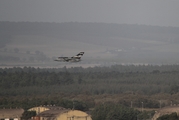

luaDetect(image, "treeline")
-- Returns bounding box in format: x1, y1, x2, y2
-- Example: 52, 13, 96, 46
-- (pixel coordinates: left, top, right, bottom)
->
0, 65, 179, 120
2, 64, 179, 73
1, 65, 179, 95
0, 71, 74, 88
1, 65, 179, 110
0, 96, 155, 120
91, 103, 156, 120
0, 96, 90, 111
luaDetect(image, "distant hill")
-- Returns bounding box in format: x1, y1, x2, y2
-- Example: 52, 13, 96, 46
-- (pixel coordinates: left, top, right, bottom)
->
1, 21, 179, 66
1, 22, 179, 46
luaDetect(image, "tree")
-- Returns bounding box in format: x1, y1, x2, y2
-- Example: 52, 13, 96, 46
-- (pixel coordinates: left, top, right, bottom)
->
91, 103, 138, 120
78, 76, 83, 84
73, 100, 88, 111
157, 112, 179, 120
21, 111, 36, 120
170, 84, 179, 95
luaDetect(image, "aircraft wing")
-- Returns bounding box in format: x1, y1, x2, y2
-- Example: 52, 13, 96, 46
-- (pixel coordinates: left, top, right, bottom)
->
54, 57, 71, 62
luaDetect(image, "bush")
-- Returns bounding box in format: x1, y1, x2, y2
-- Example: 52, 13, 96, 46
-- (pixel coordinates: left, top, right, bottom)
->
157, 112, 179, 120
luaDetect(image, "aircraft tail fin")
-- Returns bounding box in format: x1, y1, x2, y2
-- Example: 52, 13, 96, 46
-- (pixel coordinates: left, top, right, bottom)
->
72, 52, 84, 58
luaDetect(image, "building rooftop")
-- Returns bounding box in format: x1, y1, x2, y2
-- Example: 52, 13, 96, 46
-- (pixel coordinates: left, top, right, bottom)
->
36, 109, 68, 119
0, 108, 24, 118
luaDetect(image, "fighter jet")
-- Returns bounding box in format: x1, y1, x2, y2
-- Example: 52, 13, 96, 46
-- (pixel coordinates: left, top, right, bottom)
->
54, 52, 84, 62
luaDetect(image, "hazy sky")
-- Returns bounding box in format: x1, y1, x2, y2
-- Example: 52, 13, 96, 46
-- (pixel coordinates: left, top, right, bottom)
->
0, 0, 179, 27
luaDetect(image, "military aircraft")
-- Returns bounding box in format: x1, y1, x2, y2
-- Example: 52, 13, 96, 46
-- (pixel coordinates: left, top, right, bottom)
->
54, 52, 84, 62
